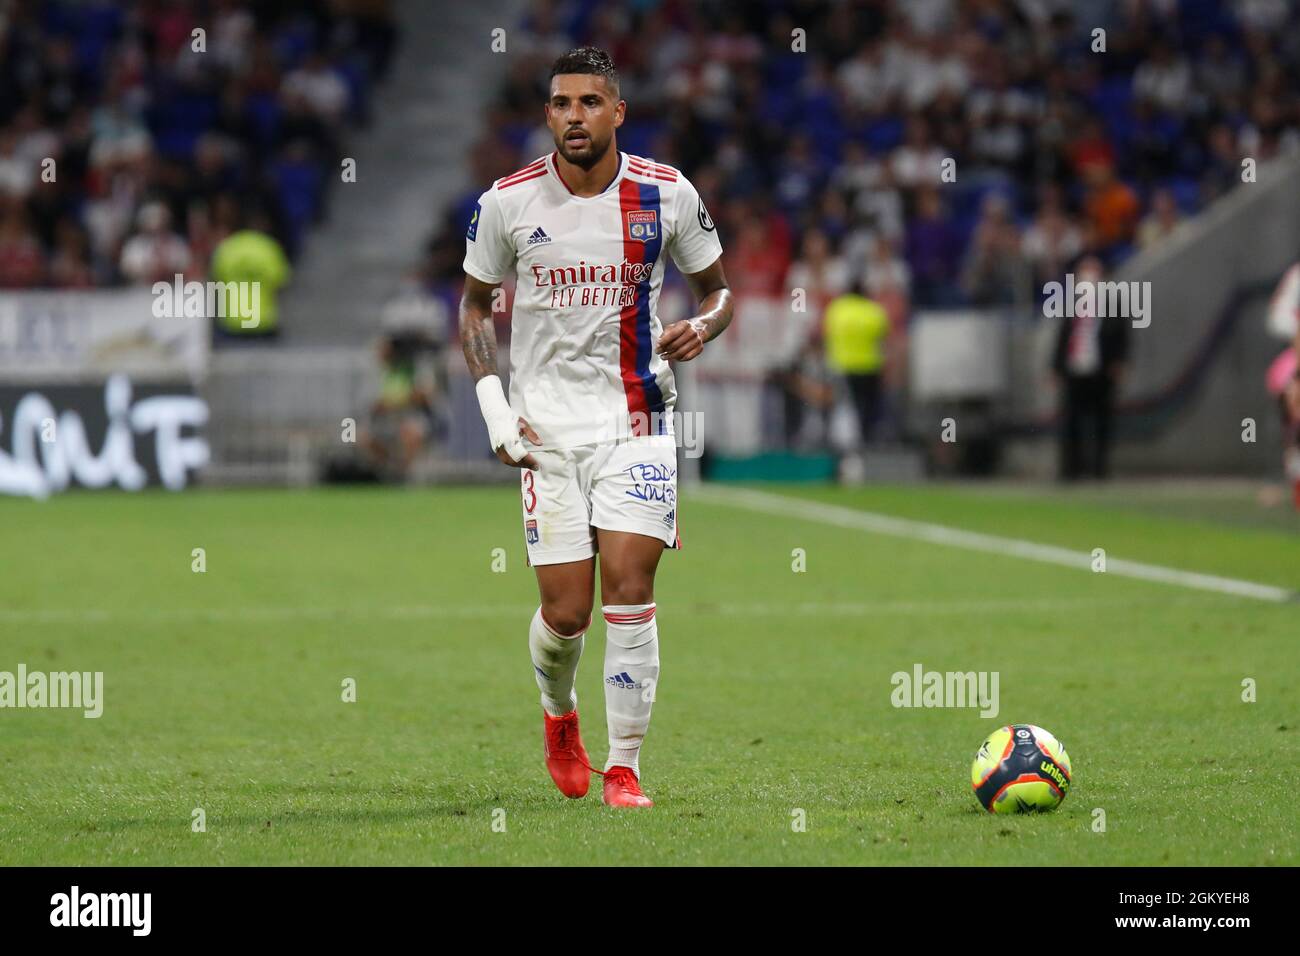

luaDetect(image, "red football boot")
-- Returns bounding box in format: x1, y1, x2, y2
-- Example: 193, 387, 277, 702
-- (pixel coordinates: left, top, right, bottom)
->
602, 765, 653, 808
542, 710, 593, 798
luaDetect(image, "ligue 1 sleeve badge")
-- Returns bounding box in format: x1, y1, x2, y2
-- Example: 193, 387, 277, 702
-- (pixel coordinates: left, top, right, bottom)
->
698, 196, 715, 231
625, 209, 658, 242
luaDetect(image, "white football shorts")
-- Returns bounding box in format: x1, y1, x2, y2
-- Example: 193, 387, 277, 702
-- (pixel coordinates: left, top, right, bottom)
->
520, 434, 681, 565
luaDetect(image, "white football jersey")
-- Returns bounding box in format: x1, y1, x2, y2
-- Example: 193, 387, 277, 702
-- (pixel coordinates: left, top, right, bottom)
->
1267, 262, 1300, 339
463, 151, 722, 449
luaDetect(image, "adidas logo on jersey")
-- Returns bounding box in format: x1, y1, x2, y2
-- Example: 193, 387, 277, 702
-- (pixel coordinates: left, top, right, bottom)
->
526, 226, 551, 245
662, 509, 675, 528
605, 671, 640, 690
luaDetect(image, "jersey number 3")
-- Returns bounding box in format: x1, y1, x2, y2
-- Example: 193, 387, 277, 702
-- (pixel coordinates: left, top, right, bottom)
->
522, 470, 537, 514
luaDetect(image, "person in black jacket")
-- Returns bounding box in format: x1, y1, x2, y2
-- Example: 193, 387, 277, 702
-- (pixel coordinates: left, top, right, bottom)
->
1051, 257, 1131, 480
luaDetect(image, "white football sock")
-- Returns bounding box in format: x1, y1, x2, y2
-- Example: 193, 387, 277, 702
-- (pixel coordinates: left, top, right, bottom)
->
529, 607, 586, 717
602, 603, 659, 776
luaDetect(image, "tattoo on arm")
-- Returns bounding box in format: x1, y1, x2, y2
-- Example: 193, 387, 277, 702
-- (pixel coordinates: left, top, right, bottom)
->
459, 278, 500, 381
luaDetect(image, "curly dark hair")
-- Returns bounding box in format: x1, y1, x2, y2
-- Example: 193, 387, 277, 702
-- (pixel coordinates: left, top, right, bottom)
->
549, 46, 619, 96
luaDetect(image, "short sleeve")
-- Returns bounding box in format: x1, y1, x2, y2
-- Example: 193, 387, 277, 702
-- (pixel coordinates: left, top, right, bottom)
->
668, 175, 723, 275
462, 188, 515, 284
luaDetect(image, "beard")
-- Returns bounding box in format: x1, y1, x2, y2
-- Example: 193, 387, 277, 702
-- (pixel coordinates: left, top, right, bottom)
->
555, 130, 611, 170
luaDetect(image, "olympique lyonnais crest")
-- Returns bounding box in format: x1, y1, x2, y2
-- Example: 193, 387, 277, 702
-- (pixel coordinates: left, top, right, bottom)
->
625, 209, 658, 242
525, 519, 539, 544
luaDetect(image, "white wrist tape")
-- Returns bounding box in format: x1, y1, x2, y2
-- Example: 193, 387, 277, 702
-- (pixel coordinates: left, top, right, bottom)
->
475, 375, 526, 462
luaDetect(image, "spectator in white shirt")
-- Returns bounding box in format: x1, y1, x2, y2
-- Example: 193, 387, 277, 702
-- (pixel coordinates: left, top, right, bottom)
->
119, 201, 192, 285
281, 53, 349, 126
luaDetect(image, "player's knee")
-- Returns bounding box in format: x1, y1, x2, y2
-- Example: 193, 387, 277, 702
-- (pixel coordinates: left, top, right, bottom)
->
601, 580, 654, 607
541, 604, 592, 637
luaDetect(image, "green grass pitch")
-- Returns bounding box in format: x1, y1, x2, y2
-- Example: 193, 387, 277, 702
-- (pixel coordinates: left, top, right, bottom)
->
1, 483, 1296, 865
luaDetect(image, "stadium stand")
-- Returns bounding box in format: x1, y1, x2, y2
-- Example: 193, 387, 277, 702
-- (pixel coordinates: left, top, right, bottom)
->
7, 0, 1300, 483
432, 0, 1300, 313
423, 0, 1300, 472
0, 0, 396, 294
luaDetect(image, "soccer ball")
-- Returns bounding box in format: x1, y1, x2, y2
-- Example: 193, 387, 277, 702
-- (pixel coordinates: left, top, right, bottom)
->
971, 724, 1072, 814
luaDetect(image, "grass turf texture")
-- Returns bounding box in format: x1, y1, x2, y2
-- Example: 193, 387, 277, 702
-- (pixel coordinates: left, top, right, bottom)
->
0, 484, 1296, 866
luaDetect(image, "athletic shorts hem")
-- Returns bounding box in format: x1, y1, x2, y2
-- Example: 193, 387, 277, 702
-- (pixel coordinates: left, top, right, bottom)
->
589, 518, 678, 549
526, 544, 596, 566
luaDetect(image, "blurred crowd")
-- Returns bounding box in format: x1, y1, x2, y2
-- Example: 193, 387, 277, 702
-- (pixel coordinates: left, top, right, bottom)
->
428, 0, 1300, 364
0, 0, 396, 292
422, 0, 1300, 452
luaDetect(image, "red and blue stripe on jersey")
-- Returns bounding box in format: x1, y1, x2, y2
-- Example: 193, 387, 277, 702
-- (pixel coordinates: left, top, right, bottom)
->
618, 177, 666, 435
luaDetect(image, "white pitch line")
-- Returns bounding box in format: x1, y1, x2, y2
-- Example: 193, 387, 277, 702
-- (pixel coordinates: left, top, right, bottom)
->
691, 486, 1297, 604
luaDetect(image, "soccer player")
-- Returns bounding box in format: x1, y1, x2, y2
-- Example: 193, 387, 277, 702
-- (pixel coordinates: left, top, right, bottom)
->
459, 48, 732, 808
1269, 260, 1300, 505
